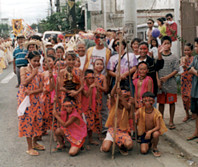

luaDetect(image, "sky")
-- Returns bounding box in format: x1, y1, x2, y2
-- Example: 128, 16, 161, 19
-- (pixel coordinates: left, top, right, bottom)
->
0, 0, 51, 25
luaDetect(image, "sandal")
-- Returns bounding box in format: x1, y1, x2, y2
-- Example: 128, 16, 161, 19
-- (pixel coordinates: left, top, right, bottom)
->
152, 149, 161, 157
169, 124, 176, 130
119, 147, 128, 156
183, 116, 190, 122
26, 149, 39, 156
187, 135, 198, 141
33, 143, 45, 151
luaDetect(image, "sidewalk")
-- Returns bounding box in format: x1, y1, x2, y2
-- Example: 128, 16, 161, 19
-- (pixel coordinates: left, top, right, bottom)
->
162, 95, 198, 163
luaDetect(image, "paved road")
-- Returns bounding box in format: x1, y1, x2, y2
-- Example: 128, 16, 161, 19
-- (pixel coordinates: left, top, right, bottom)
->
0, 64, 196, 167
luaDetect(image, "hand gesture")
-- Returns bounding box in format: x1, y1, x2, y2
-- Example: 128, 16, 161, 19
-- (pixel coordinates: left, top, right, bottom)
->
25, 90, 32, 96
145, 131, 151, 140
32, 67, 38, 76
68, 90, 78, 97
160, 76, 168, 83
158, 44, 165, 54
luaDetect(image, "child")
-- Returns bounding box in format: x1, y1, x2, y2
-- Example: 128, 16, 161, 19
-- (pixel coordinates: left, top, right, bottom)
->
136, 92, 167, 157
180, 43, 194, 122
149, 38, 159, 60
82, 69, 99, 145
41, 55, 55, 135
59, 51, 82, 114
157, 36, 179, 130
75, 56, 81, 68
130, 38, 142, 59
17, 51, 44, 156
53, 98, 87, 156
56, 46, 65, 60
101, 77, 133, 155
93, 59, 107, 138
133, 62, 153, 109
187, 37, 198, 141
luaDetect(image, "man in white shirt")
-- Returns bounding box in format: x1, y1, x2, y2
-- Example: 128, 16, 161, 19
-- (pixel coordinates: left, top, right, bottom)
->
77, 41, 86, 71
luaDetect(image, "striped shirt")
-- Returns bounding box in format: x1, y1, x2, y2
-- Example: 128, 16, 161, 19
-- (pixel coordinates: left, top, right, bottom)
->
158, 53, 179, 94
13, 46, 28, 67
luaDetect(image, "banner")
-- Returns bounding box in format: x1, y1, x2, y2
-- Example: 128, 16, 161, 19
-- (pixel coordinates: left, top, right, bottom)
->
12, 19, 23, 36
88, 0, 101, 11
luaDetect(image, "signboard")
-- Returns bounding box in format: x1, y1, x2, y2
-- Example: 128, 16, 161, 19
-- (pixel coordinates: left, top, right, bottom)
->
88, 0, 101, 11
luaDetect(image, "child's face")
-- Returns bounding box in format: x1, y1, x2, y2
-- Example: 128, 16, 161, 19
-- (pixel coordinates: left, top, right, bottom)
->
142, 97, 155, 108
94, 60, 104, 72
30, 56, 40, 68
139, 44, 148, 57
56, 48, 64, 59
85, 73, 95, 85
138, 63, 148, 77
75, 57, 81, 68
162, 40, 171, 51
47, 57, 54, 69
121, 90, 130, 101
195, 42, 198, 54
62, 102, 73, 114
184, 46, 192, 56
66, 55, 76, 67
131, 41, 139, 52
151, 40, 157, 47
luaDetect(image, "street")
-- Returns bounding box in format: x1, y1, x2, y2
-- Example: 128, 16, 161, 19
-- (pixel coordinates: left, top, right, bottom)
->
0, 64, 197, 167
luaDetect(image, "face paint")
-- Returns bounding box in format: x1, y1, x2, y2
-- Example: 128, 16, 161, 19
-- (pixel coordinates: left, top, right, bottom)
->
142, 97, 155, 107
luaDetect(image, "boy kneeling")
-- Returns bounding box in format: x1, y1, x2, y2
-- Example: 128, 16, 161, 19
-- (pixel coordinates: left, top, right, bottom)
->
136, 92, 167, 157
101, 78, 133, 155
53, 97, 87, 156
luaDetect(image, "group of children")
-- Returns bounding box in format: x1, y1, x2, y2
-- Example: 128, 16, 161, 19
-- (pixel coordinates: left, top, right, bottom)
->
16, 33, 198, 158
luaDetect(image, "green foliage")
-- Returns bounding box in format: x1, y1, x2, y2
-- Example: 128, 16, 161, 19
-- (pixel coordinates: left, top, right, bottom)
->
37, 2, 84, 33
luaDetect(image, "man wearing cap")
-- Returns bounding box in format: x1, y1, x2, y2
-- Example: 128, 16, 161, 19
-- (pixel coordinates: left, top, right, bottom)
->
13, 35, 28, 88
84, 27, 111, 133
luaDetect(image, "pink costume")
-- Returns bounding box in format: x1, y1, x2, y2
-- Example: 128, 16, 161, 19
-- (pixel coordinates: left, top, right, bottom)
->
61, 108, 87, 147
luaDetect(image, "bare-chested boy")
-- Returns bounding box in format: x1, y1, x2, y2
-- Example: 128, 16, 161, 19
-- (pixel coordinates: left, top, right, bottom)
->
101, 77, 133, 155
136, 92, 167, 157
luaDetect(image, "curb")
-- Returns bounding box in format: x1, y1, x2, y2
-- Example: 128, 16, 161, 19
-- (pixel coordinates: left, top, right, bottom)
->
164, 130, 198, 163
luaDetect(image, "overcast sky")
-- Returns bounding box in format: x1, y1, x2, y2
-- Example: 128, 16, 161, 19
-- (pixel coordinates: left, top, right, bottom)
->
0, 0, 51, 25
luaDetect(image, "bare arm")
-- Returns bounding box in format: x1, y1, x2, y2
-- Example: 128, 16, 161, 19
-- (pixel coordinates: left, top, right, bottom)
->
20, 67, 38, 86
147, 78, 153, 93
97, 76, 107, 92
160, 70, 178, 83
188, 67, 198, 76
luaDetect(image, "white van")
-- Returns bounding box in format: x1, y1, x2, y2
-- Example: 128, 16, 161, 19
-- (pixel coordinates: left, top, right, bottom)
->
42, 31, 62, 42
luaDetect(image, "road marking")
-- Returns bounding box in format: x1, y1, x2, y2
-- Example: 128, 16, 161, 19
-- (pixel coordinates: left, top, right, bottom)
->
0, 72, 15, 84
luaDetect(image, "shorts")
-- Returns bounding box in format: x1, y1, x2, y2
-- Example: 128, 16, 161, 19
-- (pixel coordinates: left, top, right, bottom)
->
104, 131, 114, 142
140, 133, 153, 144
157, 93, 177, 104
191, 98, 198, 115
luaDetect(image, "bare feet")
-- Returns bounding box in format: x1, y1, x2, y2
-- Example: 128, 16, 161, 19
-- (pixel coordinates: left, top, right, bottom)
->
26, 149, 39, 156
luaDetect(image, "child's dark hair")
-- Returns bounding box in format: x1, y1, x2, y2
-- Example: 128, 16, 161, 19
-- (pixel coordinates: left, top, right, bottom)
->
27, 44, 38, 51
56, 46, 64, 52
157, 18, 164, 25
84, 69, 94, 77
161, 36, 172, 44
112, 38, 127, 51
94, 58, 104, 66
47, 48, 55, 55
137, 61, 149, 69
65, 51, 76, 58
138, 41, 149, 48
142, 92, 155, 99
120, 85, 130, 92
195, 37, 198, 44
63, 96, 74, 104
47, 55, 56, 61
27, 51, 41, 60
131, 38, 142, 47
150, 38, 159, 48
185, 43, 193, 50
51, 36, 58, 44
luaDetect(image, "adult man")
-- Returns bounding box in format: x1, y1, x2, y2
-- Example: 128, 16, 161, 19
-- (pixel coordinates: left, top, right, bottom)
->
146, 19, 155, 45
76, 41, 86, 71
165, 13, 178, 57
84, 27, 111, 133
13, 34, 28, 88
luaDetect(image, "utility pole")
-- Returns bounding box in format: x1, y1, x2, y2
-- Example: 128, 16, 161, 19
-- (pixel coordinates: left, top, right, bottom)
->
124, 0, 137, 41
68, 0, 76, 32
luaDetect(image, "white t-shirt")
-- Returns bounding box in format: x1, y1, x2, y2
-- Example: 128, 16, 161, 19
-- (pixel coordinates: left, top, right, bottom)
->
88, 47, 107, 75
79, 55, 86, 70
150, 47, 158, 60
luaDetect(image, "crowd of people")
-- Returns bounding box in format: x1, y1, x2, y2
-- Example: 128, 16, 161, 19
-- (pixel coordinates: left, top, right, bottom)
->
12, 13, 198, 158
0, 37, 13, 73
